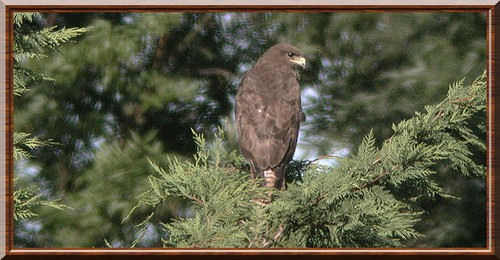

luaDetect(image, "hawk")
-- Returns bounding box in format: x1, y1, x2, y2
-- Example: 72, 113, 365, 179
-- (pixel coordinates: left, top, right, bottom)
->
235, 43, 306, 190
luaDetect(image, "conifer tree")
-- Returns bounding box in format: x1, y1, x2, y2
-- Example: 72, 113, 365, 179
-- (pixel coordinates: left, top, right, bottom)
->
126, 72, 486, 248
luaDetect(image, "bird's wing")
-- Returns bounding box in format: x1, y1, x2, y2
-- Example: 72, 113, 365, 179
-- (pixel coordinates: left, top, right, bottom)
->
235, 72, 302, 172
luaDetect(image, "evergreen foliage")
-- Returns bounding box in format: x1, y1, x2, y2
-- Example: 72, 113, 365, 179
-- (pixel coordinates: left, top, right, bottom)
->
13, 132, 54, 160
127, 73, 486, 248
14, 12, 86, 96
37, 132, 179, 247
13, 13, 86, 224
14, 180, 69, 222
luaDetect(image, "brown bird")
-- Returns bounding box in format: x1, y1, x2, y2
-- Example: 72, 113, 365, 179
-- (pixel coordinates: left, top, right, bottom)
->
235, 43, 306, 190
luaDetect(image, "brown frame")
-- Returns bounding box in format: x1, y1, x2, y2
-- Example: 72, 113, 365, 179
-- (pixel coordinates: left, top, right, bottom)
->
2, 4, 499, 260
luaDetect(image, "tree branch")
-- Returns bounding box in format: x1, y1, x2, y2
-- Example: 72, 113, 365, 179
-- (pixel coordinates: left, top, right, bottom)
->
262, 224, 285, 247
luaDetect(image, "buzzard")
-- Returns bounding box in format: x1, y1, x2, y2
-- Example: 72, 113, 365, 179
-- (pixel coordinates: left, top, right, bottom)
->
235, 43, 306, 190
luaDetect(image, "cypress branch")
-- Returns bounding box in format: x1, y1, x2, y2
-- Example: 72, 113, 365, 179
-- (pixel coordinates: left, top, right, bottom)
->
126, 73, 485, 247
14, 12, 86, 222
14, 180, 71, 222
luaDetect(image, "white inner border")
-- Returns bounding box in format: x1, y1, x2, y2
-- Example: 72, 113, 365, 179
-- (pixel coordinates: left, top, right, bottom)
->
488, 7, 493, 253
0, 0, 498, 5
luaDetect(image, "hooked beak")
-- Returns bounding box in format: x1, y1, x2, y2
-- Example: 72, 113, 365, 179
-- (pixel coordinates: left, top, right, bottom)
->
290, 56, 306, 69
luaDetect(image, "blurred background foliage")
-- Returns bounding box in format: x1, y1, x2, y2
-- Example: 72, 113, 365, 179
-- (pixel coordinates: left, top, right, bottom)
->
14, 12, 486, 247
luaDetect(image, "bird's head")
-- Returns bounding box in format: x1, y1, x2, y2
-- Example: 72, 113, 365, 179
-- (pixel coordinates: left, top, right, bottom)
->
262, 43, 306, 69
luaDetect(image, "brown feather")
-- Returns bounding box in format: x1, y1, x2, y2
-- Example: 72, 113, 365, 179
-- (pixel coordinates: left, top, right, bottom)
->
235, 43, 305, 190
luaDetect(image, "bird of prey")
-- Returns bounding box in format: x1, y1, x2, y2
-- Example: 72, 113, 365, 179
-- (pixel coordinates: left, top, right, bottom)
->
235, 43, 306, 190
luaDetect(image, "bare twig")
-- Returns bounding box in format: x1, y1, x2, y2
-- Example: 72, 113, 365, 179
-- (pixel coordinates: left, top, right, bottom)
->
450, 97, 473, 104
351, 165, 399, 192
373, 156, 382, 165
309, 154, 341, 164
198, 68, 235, 79
186, 194, 204, 206
308, 194, 327, 206
251, 198, 271, 206
177, 13, 212, 53
262, 224, 286, 247
434, 109, 445, 119
273, 225, 285, 241
351, 172, 389, 192
152, 35, 167, 70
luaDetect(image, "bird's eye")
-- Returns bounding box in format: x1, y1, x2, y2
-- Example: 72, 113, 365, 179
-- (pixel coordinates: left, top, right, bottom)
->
287, 52, 294, 57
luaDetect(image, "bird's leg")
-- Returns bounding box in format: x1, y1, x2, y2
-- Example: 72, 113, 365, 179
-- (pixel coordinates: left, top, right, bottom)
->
249, 162, 257, 179
278, 166, 287, 190
250, 168, 284, 205
263, 169, 277, 188
249, 168, 275, 206
248, 169, 277, 205
280, 176, 286, 190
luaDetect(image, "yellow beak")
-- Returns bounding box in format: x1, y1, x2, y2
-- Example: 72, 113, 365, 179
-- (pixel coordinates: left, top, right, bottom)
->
290, 57, 306, 69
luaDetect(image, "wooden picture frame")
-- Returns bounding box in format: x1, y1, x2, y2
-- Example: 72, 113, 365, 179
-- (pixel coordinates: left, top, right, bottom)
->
1, 2, 498, 259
